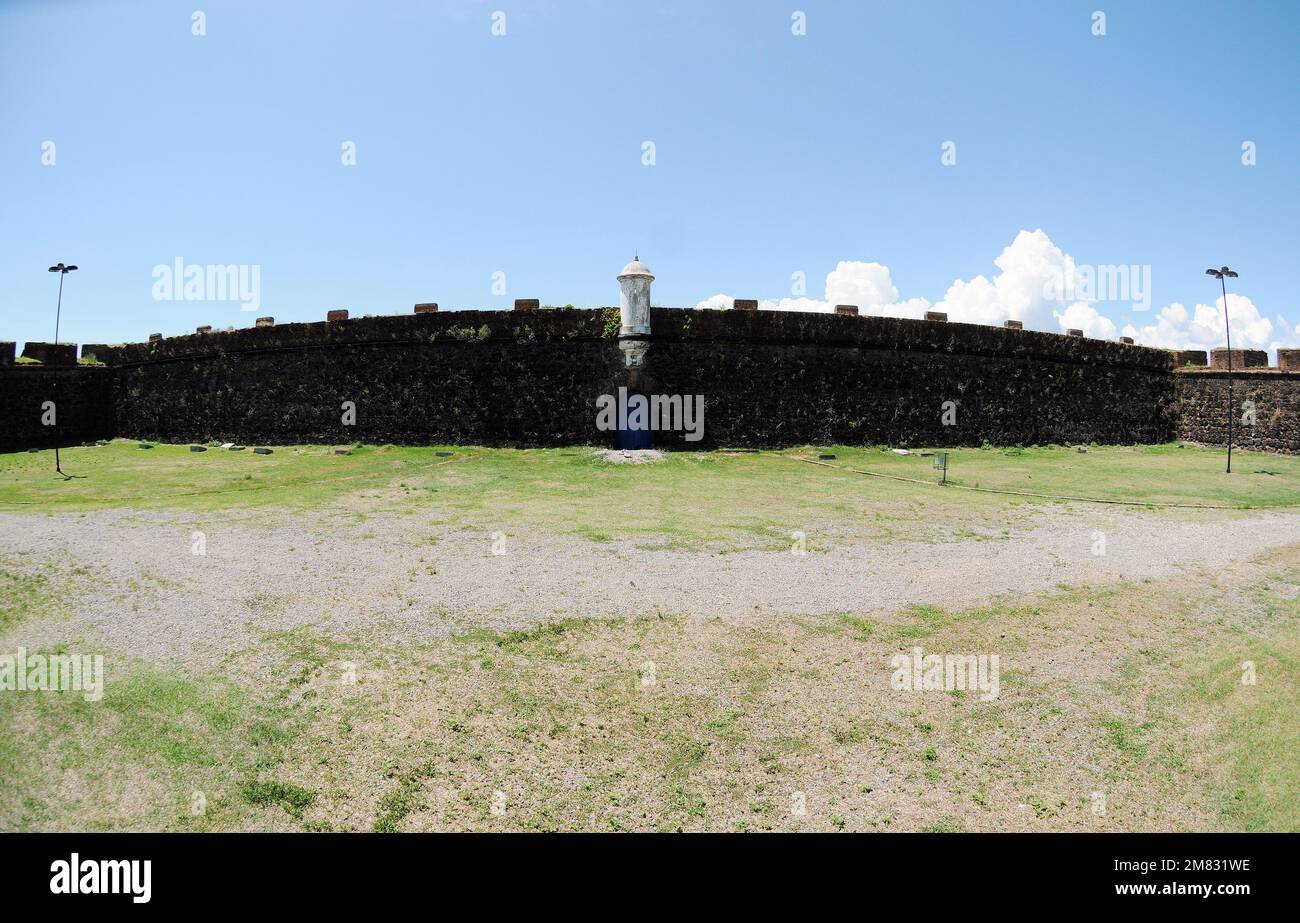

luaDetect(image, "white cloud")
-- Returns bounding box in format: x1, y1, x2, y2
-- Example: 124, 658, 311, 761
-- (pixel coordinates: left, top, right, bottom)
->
699, 260, 932, 318
1056, 301, 1117, 339
825, 261, 899, 307
1121, 295, 1272, 353
873, 297, 933, 319
694, 294, 734, 311
691, 229, 1279, 357
934, 229, 1078, 328
693, 229, 1077, 328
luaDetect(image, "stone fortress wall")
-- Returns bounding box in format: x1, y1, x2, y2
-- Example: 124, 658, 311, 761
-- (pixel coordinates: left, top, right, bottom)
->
1, 262, 1296, 454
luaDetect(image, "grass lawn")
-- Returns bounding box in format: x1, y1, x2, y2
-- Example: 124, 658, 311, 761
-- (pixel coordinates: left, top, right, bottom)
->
1, 440, 1297, 549
810, 442, 1300, 508
0, 439, 1296, 832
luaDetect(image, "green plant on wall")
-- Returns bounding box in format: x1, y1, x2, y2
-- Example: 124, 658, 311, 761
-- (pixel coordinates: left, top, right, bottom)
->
602, 307, 621, 339
442, 325, 493, 342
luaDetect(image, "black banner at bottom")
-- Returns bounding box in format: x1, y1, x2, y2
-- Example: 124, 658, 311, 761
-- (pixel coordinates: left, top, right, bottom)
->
0, 832, 1287, 908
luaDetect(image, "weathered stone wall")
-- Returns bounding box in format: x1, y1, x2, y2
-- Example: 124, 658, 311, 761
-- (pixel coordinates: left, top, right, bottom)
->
80, 308, 1178, 449
5, 306, 1286, 451
110, 313, 622, 447
20, 342, 77, 366
641, 309, 1176, 447
1176, 369, 1300, 454
0, 365, 116, 450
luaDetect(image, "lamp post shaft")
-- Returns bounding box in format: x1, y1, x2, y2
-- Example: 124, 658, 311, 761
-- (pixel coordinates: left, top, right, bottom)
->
50, 267, 70, 477
1221, 275, 1233, 475
54, 270, 65, 344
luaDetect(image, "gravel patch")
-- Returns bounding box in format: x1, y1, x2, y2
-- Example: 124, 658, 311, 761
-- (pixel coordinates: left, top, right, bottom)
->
597, 449, 665, 464
1, 505, 1298, 667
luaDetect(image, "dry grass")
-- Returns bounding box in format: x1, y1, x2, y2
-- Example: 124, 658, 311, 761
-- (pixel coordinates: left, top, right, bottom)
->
2, 443, 1296, 832
6, 547, 1292, 832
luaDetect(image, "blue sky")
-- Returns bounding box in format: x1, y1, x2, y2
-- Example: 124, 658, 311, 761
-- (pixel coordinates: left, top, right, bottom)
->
2, 0, 1297, 354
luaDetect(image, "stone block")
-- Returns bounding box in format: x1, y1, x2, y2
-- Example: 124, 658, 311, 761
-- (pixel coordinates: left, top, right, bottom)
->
20, 342, 76, 365
1174, 349, 1207, 367
1210, 347, 1267, 369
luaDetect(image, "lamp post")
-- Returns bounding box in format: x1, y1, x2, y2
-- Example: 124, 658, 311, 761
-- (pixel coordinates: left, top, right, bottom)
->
48, 262, 78, 479
1205, 265, 1238, 474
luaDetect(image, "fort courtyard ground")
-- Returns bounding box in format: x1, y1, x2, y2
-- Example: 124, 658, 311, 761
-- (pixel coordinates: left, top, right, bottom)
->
1, 441, 1296, 832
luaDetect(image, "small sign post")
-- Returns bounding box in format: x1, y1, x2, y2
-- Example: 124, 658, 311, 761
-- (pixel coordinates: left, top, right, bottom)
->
933, 451, 949, 484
